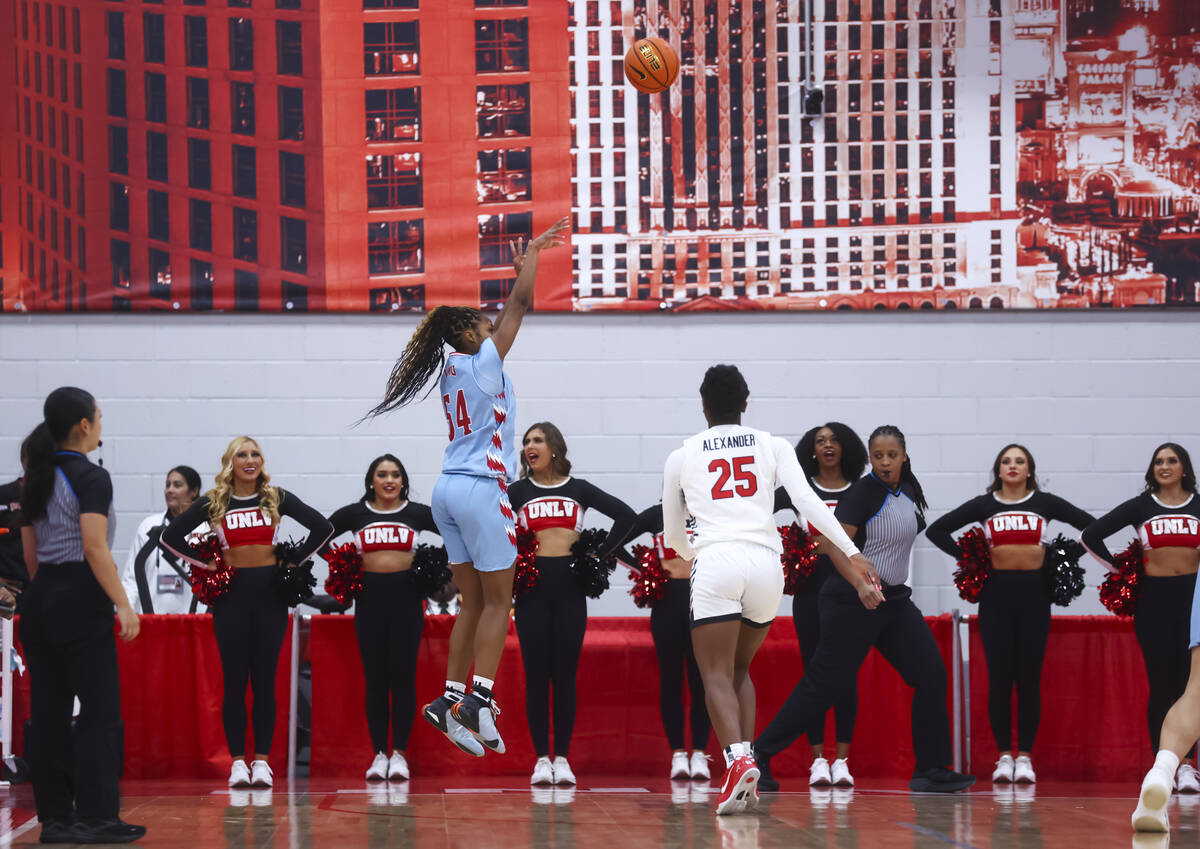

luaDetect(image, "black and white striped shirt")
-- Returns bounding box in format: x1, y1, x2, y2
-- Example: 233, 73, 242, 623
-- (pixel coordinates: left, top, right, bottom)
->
29, 451, 115, 564
835, 474, 926, 587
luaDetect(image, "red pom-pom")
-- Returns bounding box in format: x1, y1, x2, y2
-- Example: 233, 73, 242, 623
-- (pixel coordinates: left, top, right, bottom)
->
1099, 539, 1143, 617
628, 544, 669, 608
952, 528, 992, 603
323, 542, 364, 605
189, 534, 235, 605
512, 527, 540, 600
779, 524, 819, 595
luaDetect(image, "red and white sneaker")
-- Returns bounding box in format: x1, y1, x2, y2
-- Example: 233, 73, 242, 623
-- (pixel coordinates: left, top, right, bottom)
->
715, 755, 760, 816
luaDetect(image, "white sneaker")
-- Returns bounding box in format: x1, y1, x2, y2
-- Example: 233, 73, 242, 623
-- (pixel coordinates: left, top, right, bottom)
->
250, 759, 273, 788
1177, 763, 1200, 793
552, 756, 577, 786
992, 753, 1015, 783
671, 751, 691, 779
387, 751, 410, 781
530, 756, 554, 786
809, 756, 832, 786
689, 751, 711, 781
1132, 765, 1174, 832
228, 759, 251, 788
1013, 755, 1036, 784
365, 752, 388, 781
831, 758, 854, 787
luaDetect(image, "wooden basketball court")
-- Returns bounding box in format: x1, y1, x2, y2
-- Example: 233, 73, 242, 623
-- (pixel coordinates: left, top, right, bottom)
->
0, 777, 1191, 847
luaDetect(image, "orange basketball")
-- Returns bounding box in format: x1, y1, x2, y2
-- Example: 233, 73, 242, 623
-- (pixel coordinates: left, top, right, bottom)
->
624, 37, 680, 94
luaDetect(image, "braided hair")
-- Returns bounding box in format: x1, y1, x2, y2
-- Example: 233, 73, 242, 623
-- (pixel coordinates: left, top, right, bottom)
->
868, 425, 928, 512
367, 306, 485, 418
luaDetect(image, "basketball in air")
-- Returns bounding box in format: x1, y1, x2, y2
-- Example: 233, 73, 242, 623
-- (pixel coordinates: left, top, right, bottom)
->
624, 37, 680, 94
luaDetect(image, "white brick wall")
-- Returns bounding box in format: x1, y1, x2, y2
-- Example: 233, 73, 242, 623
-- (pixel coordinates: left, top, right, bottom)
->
3, 311, 1198, 617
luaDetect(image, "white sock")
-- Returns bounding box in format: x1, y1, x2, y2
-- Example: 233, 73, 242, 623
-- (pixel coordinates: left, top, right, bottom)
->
723, 742, 748, 766
472, 675, 495, 702
445, 680, 466, 700
1154, 750, 1181, 777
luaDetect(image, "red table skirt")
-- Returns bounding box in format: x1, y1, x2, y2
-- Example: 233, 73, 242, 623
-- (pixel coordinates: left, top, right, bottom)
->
8, 613, 1153, 781
309, 614, 956, 780
13, 614, 293, 779
967, 615, 1148, 780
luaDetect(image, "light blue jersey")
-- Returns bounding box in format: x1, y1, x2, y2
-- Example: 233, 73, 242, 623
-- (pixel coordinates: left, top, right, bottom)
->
439, 337, 517, 482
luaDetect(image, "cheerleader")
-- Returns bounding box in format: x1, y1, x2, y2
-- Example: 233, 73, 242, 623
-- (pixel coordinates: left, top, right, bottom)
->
19, 388, 144, 844
624, 503, 713, 782
775, 423, 868, 787
1083, 443, 1200, 816
755, 426, 975, 794
121, 466, 205, 614
325, 454, 439, 782
161, 437, 333, 788
367, 217, 569, 757
926, 444, 1094, 784
508, 422, 636, 786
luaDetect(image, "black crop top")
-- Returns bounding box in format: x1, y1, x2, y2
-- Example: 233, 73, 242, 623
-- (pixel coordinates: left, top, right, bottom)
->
624, 504, 687, 561
507, 476, 636, 556
325, 500, 439, 555
161, 489, 333, 568
774, 480, 854, 536
925, 491, 1094, 558
1082, 492, 1200, 566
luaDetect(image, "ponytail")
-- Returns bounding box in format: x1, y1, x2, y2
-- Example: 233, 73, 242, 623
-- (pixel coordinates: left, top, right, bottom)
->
366, 306, 485, 419
21, 386, 98, 520
869, 424, 928, 513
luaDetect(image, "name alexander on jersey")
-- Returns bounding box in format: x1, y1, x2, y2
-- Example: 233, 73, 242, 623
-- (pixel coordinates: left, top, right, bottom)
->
702, 433, 758, 451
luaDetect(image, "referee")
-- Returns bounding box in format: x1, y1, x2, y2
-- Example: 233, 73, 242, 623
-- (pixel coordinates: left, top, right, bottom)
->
19, 388, 144, 844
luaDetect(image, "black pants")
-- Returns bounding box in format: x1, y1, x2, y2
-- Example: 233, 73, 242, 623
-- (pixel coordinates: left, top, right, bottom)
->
976, 569, 1051, 753
20, 561, 123, 822
514, 556, 587, 758
757, 580, 952, 772
650, 579, 711, 752
1134, 573, 1197, 754
210, 566, 288, 758
355, 570, 425, 753
792, 559, 858, 747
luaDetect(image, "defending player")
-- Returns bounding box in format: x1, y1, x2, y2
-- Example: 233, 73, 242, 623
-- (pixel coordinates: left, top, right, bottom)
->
366, 217, 568, 758
661, 365, 871, 815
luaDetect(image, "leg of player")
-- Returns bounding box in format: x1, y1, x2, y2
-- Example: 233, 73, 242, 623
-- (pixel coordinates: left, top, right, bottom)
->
423, 562, 485, 757
449, 566, 514, 754
692, 620, 764, 815
1135, 654, 1200, 831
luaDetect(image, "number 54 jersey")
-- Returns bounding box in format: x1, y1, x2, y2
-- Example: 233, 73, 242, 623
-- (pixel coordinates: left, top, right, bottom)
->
662, 424, 859, 561
439, 337, 518, 483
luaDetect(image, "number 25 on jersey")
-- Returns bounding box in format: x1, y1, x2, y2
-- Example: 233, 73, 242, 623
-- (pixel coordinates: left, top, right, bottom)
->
442, 390, 473, 441
709, 456, 758, 499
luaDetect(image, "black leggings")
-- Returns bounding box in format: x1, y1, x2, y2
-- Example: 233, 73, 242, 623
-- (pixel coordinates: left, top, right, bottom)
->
211, 566, 288, 758
514, 556, 587, 758
1134, 573, 1197, 754
976, 568, 1051, 753
650, 578, 711, 752
21, 562, 123, 822
355, 570, 425, 753
758, 581, 952, 772
792, 559, 857, 747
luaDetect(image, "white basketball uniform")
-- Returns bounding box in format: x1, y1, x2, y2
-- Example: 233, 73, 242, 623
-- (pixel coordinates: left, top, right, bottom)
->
662, 424, 861, 627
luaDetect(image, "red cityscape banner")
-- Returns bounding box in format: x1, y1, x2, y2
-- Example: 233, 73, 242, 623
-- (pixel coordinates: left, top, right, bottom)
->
1, 0, 1196, 313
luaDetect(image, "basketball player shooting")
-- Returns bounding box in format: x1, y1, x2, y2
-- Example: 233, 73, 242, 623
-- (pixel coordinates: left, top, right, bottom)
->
661, 365, 876, 815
